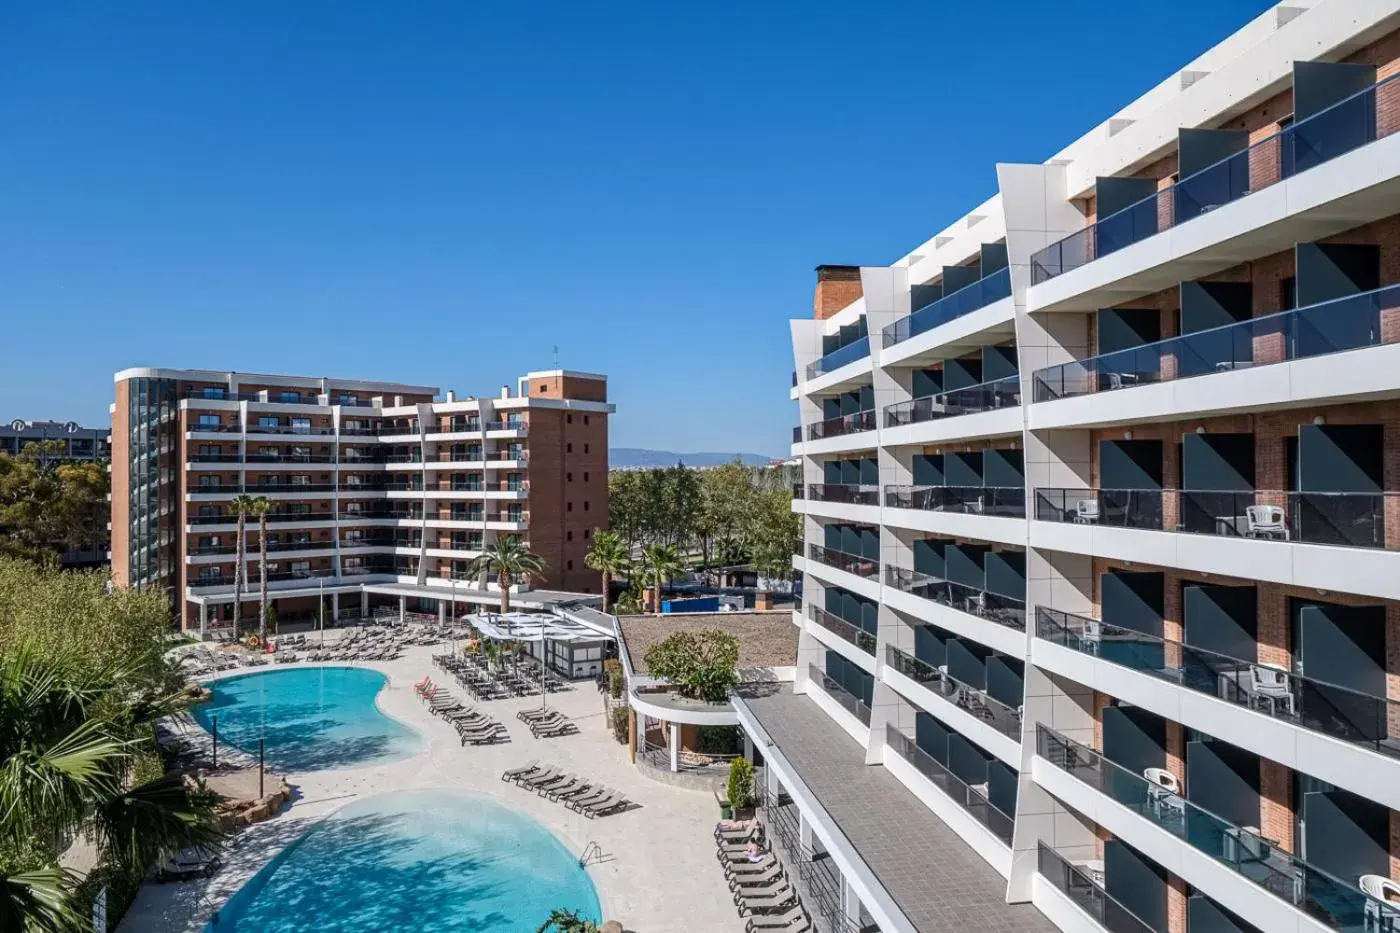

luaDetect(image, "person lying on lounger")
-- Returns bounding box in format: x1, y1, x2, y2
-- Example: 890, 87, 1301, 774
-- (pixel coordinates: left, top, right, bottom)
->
746, 842, 765, 862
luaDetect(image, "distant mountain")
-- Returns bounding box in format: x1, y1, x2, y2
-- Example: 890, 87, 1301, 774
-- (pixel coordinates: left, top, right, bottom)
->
609, 448, 774, 469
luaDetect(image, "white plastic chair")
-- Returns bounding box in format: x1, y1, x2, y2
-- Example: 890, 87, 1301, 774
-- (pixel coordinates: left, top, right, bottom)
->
1360, 874, 1400, 928
1144, 767, 1184, 820
1075, 499, 1100, 524
1250, 663, 1296, 716
1245, 504, 1287, 540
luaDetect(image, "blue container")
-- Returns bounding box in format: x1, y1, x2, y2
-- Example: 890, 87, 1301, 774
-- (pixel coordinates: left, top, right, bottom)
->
661, 596, 721, 614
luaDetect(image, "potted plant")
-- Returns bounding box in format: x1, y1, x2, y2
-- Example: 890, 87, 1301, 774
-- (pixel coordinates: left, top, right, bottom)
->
727, 757, 755, 820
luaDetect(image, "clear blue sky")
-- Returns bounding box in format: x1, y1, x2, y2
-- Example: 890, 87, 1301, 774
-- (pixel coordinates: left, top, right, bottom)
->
0, 1, 1269, 456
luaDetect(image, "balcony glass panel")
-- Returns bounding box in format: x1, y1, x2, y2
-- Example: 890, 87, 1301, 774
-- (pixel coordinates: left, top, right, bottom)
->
809, 605, 876, 654
805, 409, 876, 441
806, 544, 879, 579
886, 646, 1022, 740
885, 566, 1027, 631
1033, 283, 1400, 402
886, 725, 1013, 844
883, 267, 1013, 347
883, 375, 1020, 427
1031, 71, 1400, 284
806, 335, 872, 379
1037, 844, 1156, 933
1036, 607, 1400, 759
808, 663, 872, 725
806, 483, 879, 506
884, 484, 1026, 518
1033, 488, 1393, 550
1037, 726, 1400, 933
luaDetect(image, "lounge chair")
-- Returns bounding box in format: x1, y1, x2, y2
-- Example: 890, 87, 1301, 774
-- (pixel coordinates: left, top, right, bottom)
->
733, 878, 794, 904
716, 822, 762, 844
543, 778, 588, 801
156, 846, 222, 882
502, 761, 542, 783
565, 787, 611, 812
532, 772, 577, 796
724, 855, 777, 877
554, 782, 598, 805
746, 907, 811, 932
577, 792, 629, 819
735, 886, 798, 916
516, 707, 555, 723
728, 863, 783, 890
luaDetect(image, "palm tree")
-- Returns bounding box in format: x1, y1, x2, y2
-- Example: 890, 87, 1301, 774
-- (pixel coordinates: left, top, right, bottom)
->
0, 651, 223, 929
230, 493, 260, 633
249, 496, 273, 639
584, 530, 628, 613
536, 908, 600, 933
466, 535, 546, 615
640, 543, 682, 615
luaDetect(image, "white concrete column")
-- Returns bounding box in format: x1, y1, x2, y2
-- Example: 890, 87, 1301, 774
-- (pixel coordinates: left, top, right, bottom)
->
331, 592, 340, 621
398, 595, 406, 622
841, 878, 862, 923
798, 811, 813, 852
438, 602, 447, 624
199, 602, 207, 639
743, 735, 754, 762
359, 590, 368, 617
669, 722, 680, 772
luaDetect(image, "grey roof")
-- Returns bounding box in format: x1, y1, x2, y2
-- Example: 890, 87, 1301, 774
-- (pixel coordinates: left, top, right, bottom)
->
743, 687, 1056, 933
617, 612, 799, 675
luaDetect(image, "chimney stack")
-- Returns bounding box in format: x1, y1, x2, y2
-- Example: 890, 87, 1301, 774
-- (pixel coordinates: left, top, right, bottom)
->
813, 265, 863, 320
446, 390, 457, 402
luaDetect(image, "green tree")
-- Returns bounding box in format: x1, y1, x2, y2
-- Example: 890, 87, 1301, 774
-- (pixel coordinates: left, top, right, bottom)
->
249, 496, 273, 639
230, 493, 261, 632
745, 486, 801, 584
466, 535, 546, 615
0, 441, 109, 564
642, 629, 740, 702
606, 471, 646, 549
583, 530, 627, 613
639, 544, 681, 614
535, 908, 600, 933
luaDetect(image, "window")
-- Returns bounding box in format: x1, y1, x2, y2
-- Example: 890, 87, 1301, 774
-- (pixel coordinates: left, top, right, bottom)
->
279, 391, 300, 403
1280, 276, 1297, 312
584, 444, 589, 454
584, 528, 591, 540
198, 414, 221, 429
567, 443, 573, 453
567, 502, 573, 512
200, 387, 225, 400
198, 505, 219, 517
198, 476, 220, 489
291, 417, 312, 435
199, 536, 217, 549
567, 560, 573, 571
567, 530, 573, 541
258, 416, 279, 429
584, 501, 590, 512
584, 416, 589, 425
199, 567, 221, 582
567, 414, 573, 424
567, 472, 573, 482
584, 472, 589, 482
290, 561, 310, 575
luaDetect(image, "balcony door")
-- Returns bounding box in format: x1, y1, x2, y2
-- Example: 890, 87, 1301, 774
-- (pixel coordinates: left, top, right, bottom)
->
1292, 598, 1387, 743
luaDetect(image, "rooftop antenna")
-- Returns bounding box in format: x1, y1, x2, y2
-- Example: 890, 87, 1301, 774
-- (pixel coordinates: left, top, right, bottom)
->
552, 345, 560, 368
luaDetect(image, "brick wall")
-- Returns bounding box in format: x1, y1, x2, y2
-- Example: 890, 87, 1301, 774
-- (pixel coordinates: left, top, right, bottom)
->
813, 265, 862, 320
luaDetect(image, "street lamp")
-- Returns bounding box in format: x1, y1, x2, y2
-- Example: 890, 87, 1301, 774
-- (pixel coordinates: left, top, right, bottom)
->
318, 578, 325, 648
539, 614, 548, 710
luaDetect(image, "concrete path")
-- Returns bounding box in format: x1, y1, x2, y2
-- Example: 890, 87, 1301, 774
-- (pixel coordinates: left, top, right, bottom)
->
118, 642, 745, 933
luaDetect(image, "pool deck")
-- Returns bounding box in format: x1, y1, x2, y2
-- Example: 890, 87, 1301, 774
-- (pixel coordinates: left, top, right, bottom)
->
118, 643, 745, 933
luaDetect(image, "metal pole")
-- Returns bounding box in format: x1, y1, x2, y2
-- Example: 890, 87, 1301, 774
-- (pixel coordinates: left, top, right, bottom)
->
540, 617, 547, 710
211, 715, 218, 769
258, 738, 265, 798
319, 579, 325, 648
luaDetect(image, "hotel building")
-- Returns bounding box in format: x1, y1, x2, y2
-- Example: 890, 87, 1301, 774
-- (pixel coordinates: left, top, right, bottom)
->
110, 368, 611, 632
755, 3, 1400, 933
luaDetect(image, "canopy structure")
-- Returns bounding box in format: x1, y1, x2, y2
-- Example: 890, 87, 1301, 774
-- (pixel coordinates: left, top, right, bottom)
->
460, 611, 613, 644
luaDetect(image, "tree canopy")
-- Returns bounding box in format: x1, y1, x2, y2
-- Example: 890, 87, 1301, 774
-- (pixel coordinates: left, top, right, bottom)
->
642, 629, 740, 702
0, 442, 108, 564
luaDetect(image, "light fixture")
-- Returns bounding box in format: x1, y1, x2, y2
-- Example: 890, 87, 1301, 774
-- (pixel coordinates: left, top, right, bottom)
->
1312, 415, 1326, 426
1124, 430, 1134, 440
1195, 426, 1206, 434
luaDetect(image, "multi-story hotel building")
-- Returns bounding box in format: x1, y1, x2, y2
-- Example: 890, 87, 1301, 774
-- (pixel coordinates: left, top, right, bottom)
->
2, 418, 112, 567
110, 368, 611, 632
753, 4, 1400, 933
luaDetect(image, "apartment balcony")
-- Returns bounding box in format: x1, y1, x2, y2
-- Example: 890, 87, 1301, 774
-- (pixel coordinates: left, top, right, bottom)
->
885, 566, 1026, 632
185, 454, 243, 466
1035, 725, 1400, 933
881, 376, 1023, 446
338, 510, 419, 523
881, 267, 1013, 356
483, 421, 527, 437
187, 539, 336, 558
1035, 843, 1157, 933
884, 724, 1014, 846
186, 483, 338, 501
805, 334, 872, 382
806, 542, 879, 582
244, 423, 336, 437
804, 409, 876, 443
187, 568, 340, 594
1030, 284, 1400, 428
186, 511, 334, 529
885, 645, 1022, 748
807, 604, 877, 657
1028, 71, 1400, 310
883, 484, 1027, 546
1034, 607, 1400, 810
486, 515, 528, 532
483, 451, 528, 469
806, 483, 879, 506
806, 662, 872, 727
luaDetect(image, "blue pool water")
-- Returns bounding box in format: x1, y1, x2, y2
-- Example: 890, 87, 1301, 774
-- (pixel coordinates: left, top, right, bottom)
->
193, 667, 421, 772
208, 790, 601, 932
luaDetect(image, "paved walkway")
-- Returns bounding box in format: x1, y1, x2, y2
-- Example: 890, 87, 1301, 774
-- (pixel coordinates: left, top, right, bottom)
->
119, 642, 744, 933
744, 687, 1055, 933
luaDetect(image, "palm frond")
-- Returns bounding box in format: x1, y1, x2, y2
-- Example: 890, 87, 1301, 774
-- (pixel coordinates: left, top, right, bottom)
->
0, 867, 81, 933
93, 772, 224, 871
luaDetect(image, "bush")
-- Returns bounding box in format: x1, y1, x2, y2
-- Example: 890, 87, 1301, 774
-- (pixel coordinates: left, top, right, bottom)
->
726, 758, 755, 810
642, 629, 739, 702
602, 658, 624, 698
609, 706, 630, 744
697, 725, 742, 755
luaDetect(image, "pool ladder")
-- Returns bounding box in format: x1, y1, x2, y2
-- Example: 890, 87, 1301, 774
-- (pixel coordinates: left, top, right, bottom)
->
578, 840, 605, 868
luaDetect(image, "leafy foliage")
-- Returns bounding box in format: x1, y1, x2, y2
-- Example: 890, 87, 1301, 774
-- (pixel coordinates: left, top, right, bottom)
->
642, 630, 740, 702
0, 442, 109, 564
583, 531, 628, 613
466, 536, 547, 614
726, 757, 755, 809
536, 907, 600, 932
639, 544, 681, 613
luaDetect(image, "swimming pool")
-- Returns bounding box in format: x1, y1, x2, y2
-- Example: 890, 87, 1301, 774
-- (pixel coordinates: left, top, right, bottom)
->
193, 667, 421, 772
208, 790, 601, 932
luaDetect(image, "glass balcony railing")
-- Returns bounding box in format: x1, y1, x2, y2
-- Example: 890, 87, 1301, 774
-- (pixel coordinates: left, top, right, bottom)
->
886, 725, 1014, 845
188, 512, 323, 526
1037, 725, 1400, 933
806, 483, 880, 506
806, 335, 872, 379
791, 482, 804, 499
809, 605, 877, 654
885, 566, 1027, 632
808, 663, 872, 725
1031, 70, 1400, 284
884, 267, 1013, 348
884, 484, 1026, 518
1036, 843, 1156, 933
806, 543, 879, 578
1035, 607, 1400, 760
792, 426, 802, 444
246, 424, 335, 436
885, 645, 1022, 740
189, 423, 240, 433
1034, 487, 1394, 550
1033, 283, 1400, 402
883, 375, 1021, 428
805, 409, 876, 441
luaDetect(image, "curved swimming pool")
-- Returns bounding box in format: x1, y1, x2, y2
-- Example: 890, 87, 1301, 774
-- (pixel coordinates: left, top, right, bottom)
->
193, 667, 421, 772
208, 790, 601, 932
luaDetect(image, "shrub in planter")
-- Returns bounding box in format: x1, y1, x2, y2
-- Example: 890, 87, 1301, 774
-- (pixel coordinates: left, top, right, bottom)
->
609, 706, 630, 744
727, 757, 755, 818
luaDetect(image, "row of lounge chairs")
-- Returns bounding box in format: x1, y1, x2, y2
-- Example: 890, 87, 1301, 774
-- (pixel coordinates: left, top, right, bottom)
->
715, 822, 812, 932
501, 762, 635, 819
415, 678, 507, 745
274, 644, 401, 663
515, 706, 579, 738
432, 653, 566, 701
180, 648, 269, 677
